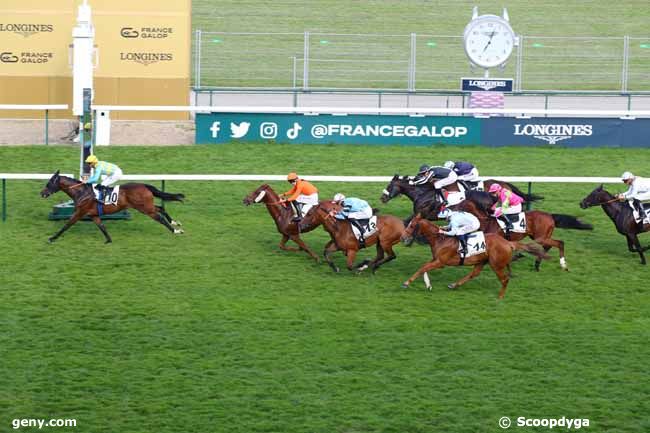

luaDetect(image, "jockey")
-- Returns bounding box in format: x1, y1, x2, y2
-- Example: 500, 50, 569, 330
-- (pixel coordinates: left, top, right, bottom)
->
488, 183, 525, 234
413, 164, 458, 204
332, 193, 373, 243
281, 172, 319, 222
617, 171, 650, 227
444, 160, 480, 189
84, 155, 123, 194
439, 210, 481, 256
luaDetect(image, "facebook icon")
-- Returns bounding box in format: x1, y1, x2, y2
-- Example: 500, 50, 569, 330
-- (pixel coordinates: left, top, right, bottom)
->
210, 121, 221, 138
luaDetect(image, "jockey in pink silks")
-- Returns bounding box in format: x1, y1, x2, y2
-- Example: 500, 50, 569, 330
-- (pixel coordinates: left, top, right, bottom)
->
488, 183, 525, 233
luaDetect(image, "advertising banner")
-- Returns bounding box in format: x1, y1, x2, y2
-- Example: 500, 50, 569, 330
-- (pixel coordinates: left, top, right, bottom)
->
0, 12, 71, 76
480, 117, 650, 147
196, 113, 482, 145
461, 78, 513, 92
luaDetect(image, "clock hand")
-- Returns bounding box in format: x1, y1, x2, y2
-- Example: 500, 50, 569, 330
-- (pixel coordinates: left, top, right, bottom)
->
481, 30, 496, 53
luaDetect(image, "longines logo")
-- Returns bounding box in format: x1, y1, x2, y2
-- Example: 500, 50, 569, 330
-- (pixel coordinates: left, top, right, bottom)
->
0, 23, 53, 38
468, 80, 505, 91
120, 27, 173, 39
514, 123, 593, 144
120, 52, 173, 66
0, 51, 53, 64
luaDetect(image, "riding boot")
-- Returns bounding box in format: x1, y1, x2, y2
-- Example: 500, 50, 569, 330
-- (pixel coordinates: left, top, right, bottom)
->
499, 215, 513, 239
633, 200, 645, 230
350, 219, 366, 246
291, 202, 303, 222
458, 234, 468, 257
95, 185, 105, 201
436, 190, 448, 205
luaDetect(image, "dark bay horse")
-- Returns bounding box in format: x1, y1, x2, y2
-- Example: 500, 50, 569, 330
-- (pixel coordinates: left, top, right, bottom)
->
432, 197, 593, 271
380, 174, 539, 220
580, 184, 650, 265
40, 170, 184, 243
242, 183, 321, 261
299, 201, 404, 273
401, 214, 550, 298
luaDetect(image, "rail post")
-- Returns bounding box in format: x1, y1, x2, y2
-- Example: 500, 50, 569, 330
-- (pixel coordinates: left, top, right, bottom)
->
161, 179, 166, 210
45, 109, 49, 145
2, 178, 6, 222
526, 182, 532, 210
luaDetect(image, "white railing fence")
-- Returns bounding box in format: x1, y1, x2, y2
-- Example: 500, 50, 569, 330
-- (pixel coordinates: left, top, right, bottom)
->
1, 173, 622, 222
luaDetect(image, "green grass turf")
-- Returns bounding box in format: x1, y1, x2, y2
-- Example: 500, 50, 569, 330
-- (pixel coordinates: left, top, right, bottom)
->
1, 144, 649, 432
191, 0, 650, 90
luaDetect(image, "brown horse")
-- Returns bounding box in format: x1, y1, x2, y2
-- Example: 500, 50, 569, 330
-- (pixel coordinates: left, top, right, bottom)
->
242, 183, 321, 261
400, 214, 550, 298
40, 170, 184, 243
299, 200, 404, 273
431, 198, 592, 272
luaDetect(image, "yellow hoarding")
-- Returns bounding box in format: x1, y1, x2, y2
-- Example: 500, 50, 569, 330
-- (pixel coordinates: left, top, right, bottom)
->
0, 0, 190, 119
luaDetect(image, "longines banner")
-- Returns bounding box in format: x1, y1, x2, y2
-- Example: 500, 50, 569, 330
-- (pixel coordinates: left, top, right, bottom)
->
0, 0, 190, 78
196, 114, 650, 147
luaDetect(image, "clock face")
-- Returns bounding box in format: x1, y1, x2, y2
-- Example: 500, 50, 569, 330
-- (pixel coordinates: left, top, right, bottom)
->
464, 16, 515, 68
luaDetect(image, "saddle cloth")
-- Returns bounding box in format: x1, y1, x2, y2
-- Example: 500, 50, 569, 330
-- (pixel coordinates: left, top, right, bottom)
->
460, 231, 487, 257
350, 216, 378, 242
93, 185, 120, 205
496, 212, 527, 233
445, 190, 466, 206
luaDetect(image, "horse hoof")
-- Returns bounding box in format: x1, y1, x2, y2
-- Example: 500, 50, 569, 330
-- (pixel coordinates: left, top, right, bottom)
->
173, 229, 184, 234
171, 220, 182, 227
426, 285, 432, 291
401, 282, 409, 289
105, 240, 112, 244
47, 238, 55, 244
448, 283, 457, 290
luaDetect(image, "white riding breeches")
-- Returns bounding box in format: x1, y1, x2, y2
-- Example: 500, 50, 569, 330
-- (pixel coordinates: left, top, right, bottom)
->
433, 171, 458, 189
100, 168, 123, 186
348, 207, 373, 220
504, 203, 522, 215
296, 193, 319, 215
457, 168, 479, 183
629, 191, 650, 202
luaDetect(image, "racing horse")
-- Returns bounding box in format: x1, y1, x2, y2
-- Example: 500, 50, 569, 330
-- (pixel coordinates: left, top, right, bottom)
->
299, 200, 404, 273
242, 183, 321, 261
400, 214, 550, 298
380, 174, 541, 219
431, 197, 593, 271
580, 184, 650, 265
40, 170, 184, 243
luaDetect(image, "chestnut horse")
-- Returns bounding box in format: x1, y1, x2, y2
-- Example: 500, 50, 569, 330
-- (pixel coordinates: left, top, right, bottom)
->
580, 184, 650, 265
242, 183, 321, 261
400, 214, 550, 298
40, 170, 184, 243
430, 197, 593, 272
299, 201, 404, 273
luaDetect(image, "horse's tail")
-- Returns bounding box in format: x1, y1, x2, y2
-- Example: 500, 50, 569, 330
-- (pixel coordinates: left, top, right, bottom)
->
551, 214, 593, 230
511, 241, 551, 261
144, 184, 185, 202
504, 182, 544, 202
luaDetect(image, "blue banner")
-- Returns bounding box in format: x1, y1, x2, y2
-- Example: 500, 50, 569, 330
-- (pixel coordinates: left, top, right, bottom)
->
480, 117, 649, 147
196, 113, 481, 145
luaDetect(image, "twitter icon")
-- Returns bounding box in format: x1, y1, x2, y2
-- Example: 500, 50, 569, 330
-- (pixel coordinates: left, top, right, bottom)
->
230, 122, 251, 138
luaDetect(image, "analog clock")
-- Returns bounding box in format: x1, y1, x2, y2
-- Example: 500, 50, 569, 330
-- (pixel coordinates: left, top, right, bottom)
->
463, 11, 515, 69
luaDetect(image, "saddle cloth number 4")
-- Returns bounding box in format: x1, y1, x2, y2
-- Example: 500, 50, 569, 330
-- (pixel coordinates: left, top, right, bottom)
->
497, 212, 527, 233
